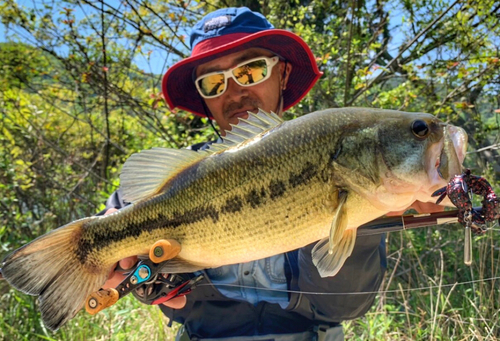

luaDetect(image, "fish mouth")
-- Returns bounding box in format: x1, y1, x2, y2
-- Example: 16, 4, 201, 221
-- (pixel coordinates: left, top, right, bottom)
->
435, 125, 468, 180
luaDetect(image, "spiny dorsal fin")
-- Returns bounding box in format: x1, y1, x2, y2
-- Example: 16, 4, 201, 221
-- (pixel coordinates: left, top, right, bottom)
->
209, 108, 284, 151
120, 147, 208, 203
239, 108, 283, 128
120, 109, 283, 203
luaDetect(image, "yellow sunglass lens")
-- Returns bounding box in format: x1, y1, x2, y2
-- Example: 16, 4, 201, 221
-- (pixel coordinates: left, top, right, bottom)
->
199, 74, 226, 97
233, 60, 267, 85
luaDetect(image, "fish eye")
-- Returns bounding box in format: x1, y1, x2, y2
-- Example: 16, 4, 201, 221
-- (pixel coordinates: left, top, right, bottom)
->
411, 120, 430, 138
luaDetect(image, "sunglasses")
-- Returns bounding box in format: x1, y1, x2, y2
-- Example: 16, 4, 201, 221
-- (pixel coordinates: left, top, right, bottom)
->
195, 56, 280, 99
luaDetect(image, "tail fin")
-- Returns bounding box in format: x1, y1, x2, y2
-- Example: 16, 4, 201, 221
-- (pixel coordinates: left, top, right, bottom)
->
1, 218, 109, 331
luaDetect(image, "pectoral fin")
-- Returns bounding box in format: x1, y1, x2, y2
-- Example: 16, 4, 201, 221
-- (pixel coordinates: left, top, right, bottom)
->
328, 191, 348, 254
312, 229, 357, 278
312, 191, 356, 277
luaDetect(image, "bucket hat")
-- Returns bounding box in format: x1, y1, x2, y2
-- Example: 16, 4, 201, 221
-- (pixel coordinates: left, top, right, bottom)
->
162, 7, 322, 117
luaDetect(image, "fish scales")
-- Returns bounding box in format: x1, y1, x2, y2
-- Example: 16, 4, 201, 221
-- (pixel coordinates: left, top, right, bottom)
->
82, 112, 339, 268
1, 107, 468, 331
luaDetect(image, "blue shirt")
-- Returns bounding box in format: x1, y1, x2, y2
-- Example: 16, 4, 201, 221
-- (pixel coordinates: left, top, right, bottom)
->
205, 254, 289, 308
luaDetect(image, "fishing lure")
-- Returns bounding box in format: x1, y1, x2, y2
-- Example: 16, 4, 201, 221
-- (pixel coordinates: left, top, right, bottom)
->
432, 169, 499, 235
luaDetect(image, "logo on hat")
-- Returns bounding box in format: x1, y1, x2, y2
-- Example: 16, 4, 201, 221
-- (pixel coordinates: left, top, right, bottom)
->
204, 15, 232, 33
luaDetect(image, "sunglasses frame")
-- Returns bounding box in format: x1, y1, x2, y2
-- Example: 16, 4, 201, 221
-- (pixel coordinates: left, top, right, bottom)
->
194, 56, 280, 99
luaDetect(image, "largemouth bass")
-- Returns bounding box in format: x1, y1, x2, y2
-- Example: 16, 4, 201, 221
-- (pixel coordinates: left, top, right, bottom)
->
1, 107, 467, 331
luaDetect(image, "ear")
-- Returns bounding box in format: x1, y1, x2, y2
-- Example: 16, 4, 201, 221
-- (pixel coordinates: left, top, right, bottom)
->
281, 62, 293, 90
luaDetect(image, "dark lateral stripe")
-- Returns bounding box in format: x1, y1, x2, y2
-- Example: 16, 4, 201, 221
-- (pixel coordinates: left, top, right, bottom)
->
288, 162, 318, 188
245, 188, 266, 208
221, 195, 244, 214
76, 205, 219, 263
269, 179, 286, 199
76, 164, 320, 263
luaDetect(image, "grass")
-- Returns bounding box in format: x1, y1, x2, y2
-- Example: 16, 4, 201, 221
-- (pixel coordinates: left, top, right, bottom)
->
345, 224, 500, 340
1, 223, 498, 340
0, 289, 178, 341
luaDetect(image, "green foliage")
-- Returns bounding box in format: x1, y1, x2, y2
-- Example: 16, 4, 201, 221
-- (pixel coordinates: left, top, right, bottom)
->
0, 0, 499, 339
0, 290, 177, 340
0, 42, 51, 90
344, 224, 500, 340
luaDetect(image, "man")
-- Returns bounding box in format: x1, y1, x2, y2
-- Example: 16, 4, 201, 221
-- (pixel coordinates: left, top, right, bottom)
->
102, 7, 388, 340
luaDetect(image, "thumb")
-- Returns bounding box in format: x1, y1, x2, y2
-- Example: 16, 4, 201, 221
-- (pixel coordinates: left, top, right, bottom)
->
162, 295, 187, 309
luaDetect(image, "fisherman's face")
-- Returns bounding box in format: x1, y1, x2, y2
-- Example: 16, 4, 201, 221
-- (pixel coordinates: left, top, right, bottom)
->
195, 48, 292, 134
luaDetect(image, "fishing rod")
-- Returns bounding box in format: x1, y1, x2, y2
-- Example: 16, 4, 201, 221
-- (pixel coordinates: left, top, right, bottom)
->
0, 208, 486, 281
355, 206, 491, 266
357, 208, 477, 236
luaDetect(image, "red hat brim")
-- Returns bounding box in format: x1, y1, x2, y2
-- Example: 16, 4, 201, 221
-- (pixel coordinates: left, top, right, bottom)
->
162, 29, 322, 117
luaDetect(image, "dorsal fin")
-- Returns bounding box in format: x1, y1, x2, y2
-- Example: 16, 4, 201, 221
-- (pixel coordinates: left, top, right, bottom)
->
120, 109, 283, 203
120, 147, 208, 203
208, 108, 283, 152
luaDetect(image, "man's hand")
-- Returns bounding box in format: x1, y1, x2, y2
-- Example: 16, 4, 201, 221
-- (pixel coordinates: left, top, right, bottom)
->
101, 208, 187, 309
386, 200, 445, 217
102, 255, 138, 289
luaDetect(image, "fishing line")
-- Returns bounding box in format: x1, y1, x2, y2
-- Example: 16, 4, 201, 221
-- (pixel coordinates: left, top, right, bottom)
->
198, 276, 500, 296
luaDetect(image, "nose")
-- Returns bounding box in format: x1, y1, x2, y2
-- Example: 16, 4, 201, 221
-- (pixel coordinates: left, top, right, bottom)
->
224, 78, 249, 99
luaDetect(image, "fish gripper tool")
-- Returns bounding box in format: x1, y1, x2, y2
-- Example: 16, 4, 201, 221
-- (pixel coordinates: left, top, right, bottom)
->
85, 239, 190, 315
132, 273, 204, 306
85, 258, 162, 315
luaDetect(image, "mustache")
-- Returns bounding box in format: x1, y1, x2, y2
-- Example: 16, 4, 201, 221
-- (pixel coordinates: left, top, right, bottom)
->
223, 97, 260, 116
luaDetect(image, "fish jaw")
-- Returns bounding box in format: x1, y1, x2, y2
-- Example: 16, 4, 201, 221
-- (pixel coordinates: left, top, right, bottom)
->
427, 124, 468, 192
448, 125, 468, 167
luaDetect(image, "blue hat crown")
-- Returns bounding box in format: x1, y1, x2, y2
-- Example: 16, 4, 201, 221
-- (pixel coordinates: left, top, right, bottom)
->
190, 7, 274, 50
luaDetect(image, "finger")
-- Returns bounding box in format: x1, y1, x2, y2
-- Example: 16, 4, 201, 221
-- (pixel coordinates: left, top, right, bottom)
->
385, 209, 406, 217
413, 201, 446, 213
162, 295, 187, 309
102, 271, 127, 289
118, 256, 138, 270
104, 208, 119, 215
